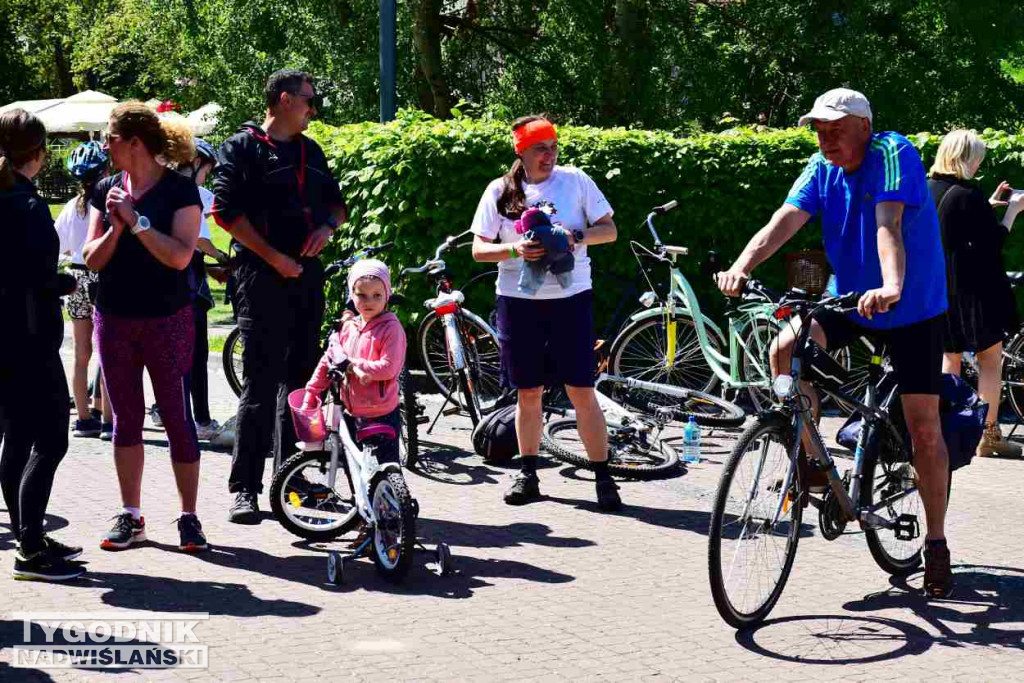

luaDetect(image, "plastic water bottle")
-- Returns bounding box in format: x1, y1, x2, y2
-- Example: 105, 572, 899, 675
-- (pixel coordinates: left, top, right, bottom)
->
682, 417, 701, 464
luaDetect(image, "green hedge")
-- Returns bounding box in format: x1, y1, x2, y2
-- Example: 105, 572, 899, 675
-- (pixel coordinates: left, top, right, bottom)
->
309, 111, 1024, 336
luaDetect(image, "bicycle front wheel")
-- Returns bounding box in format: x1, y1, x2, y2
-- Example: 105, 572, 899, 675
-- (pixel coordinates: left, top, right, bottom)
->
269, 449, 360, 541
709, 412, 803, 629
609, 313, 724, 394
222, 326, 244, 398
738, 317, 778, 412
1003, 333, 1024, 423
541, 417, 680, 479
371, 471, 417, 583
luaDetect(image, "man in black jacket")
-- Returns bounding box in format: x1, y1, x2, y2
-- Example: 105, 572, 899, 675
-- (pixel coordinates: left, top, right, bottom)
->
212, 70, 347, 524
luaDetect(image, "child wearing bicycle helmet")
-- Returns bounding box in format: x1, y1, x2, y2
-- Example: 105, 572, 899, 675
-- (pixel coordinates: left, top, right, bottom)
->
302, 259, 406, 460
55, 141, 112, 438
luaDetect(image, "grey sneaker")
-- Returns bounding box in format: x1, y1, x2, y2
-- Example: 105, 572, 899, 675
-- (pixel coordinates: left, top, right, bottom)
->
195, 419, 221, 441
150, 404, 163, 429
228, 492, 260, 525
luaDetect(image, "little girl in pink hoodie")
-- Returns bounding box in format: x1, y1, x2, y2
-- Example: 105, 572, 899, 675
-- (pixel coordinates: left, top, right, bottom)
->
302, 259, 406, 461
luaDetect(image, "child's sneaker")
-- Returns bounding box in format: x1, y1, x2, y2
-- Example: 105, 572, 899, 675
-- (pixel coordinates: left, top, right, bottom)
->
100, 512, 147, 550
195, 419, 221, 441
176, 515, 209, 552
99, 422, 113, 441
73, 417, 102, 438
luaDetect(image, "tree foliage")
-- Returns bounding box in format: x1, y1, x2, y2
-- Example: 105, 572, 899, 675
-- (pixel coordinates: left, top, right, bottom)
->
4, 0, 1024, 135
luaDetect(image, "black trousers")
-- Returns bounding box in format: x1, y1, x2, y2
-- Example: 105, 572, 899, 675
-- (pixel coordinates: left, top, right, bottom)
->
229, 255, 325, 494
0, 352, 70, 553
188, 302, 211, 425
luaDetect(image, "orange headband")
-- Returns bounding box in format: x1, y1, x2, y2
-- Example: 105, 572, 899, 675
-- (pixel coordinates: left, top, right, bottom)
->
512, 120, 557, 154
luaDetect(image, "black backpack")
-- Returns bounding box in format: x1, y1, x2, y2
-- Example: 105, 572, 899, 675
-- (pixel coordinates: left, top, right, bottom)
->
471, 403, 518, 461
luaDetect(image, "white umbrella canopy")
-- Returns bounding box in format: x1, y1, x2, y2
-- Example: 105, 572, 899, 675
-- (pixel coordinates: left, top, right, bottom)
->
186, 103, 221, 135
36, 90, 120, 133
0, 98, 65, 115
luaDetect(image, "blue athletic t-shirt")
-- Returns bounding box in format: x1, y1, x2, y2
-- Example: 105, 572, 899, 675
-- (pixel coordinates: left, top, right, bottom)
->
785, 131, 947, 330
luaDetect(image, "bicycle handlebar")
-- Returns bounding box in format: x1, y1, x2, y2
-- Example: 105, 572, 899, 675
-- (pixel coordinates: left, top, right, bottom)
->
324, 242, 395, 278
401, 229, 474, 277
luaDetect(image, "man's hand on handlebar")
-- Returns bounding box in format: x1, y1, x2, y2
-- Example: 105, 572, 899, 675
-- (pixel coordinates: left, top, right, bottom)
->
857, 285, 900, 320
715, 268, 749, 297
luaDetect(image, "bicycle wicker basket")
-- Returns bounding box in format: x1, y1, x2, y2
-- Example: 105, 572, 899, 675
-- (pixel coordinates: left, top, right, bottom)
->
785, 249, 830, 296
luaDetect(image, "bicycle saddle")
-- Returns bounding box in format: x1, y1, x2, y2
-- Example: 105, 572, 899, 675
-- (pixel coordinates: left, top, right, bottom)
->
356, 423, 397, 443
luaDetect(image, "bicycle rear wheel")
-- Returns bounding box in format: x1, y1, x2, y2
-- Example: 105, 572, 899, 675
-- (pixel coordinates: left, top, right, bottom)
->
708, 412, 803, 629
861, 447, 942, 576
1003, 333, 1024, 423
541, 417, 680, 479
399, 369, 421, 469
223, 326, 244, 398
609, 313, 724, 395
371, 471, 417, 583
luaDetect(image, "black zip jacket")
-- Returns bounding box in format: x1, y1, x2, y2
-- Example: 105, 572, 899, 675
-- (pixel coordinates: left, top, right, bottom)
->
0, 174, 74, 365
210, 122, 346, 260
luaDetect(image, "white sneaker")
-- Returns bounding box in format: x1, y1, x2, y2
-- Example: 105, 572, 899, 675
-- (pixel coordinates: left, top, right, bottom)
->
195, 419, 221, 441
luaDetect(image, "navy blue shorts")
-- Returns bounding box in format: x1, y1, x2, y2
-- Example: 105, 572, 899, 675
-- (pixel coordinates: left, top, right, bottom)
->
496, 290, 595, 390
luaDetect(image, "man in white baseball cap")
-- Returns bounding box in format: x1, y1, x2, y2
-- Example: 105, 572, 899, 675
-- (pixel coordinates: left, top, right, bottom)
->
716, 87, 955, 598
797, 87, 873, 127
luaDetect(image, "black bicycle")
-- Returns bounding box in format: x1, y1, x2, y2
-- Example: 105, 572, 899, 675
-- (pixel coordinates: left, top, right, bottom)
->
708, 290, 951, 629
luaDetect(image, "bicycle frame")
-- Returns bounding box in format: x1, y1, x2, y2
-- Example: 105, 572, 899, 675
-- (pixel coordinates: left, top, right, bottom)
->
629, 212, 778, 390
299, 393, 402, 529
769, 298, 917, 533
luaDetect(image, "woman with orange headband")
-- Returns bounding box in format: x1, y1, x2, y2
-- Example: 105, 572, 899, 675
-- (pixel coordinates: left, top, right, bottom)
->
471, 115, 621, 511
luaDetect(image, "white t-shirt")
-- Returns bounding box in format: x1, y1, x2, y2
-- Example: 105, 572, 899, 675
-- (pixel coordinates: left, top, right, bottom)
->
470, 165, 613, 299
198, 186, 213, 243
54, 197, 90, 266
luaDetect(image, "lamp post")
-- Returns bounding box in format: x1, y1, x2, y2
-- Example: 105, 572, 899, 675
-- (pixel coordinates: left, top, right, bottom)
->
380, 0, 397, 122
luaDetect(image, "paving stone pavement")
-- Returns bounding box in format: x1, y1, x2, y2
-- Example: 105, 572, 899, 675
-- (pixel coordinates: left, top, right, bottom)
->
2, 330, 1024, 681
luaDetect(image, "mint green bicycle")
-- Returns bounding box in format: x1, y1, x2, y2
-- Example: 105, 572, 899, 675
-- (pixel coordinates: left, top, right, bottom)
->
608, 201, 783, 413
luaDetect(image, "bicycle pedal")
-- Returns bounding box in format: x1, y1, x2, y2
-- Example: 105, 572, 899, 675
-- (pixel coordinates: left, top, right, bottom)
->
893, 513, 919, 541
442, 406, 461, 416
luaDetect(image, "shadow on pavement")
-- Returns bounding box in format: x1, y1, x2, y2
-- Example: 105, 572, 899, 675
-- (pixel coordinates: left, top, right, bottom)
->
0, 513, 70, 553
156, 532, 575, 600
844, 564, 1024, 650
735, 614, 932, 664
541, 493, 815, 538
55, 569, 321, 618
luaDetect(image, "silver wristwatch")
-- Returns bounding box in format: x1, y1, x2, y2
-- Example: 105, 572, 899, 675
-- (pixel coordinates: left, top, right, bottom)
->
130, 214, 151, 235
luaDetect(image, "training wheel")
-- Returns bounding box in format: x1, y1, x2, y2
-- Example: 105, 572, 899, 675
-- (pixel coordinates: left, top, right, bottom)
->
435, 542, 453, 577
327, 551, 344, 585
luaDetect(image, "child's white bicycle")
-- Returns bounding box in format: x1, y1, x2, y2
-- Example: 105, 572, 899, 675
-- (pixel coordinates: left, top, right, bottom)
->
270, 356, 452, 585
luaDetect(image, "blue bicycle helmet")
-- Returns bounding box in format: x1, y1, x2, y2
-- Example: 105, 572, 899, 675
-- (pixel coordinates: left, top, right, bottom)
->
194, 138, 217, 165
66, 141, 108, 179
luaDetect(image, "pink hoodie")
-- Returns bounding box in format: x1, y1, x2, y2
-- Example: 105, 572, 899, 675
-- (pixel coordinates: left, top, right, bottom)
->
305, 311, 407, 418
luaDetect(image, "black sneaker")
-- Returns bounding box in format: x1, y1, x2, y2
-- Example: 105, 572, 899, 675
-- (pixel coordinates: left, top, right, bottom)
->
228, 492, 260, 525
91, 407, 102, 421
176, 515, 209, 552
73, 418, 102, 438
504, 473, 541, 505
41, 534, 83, 561
13, 550, 85, 582
100, 512, 147, 550
99, 422, 113, 441
923, 543, 954, 598
595, 479, 623, 511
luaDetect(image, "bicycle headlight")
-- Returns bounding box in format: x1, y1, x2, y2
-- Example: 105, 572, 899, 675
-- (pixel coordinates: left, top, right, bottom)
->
772, 375, 796, 399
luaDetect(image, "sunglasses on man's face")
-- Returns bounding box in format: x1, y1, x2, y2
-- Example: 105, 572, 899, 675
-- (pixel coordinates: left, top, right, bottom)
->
290, 91, 321, 110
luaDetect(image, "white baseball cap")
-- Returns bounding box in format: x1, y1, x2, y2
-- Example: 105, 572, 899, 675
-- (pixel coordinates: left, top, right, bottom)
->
798, 88, 873, 127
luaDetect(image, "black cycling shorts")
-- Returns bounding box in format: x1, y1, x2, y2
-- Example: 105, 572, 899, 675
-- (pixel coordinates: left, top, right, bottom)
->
815, 311, 945, 396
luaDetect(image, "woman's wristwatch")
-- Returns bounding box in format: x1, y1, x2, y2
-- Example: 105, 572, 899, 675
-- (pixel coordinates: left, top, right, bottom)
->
130, 213, 151, 235
572, 229, 585, 245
